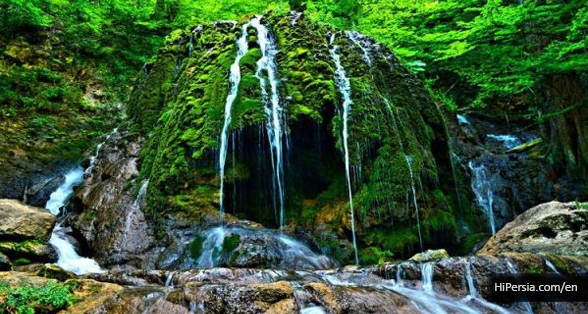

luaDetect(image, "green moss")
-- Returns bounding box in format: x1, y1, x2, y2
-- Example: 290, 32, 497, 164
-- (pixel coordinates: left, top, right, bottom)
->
189, 236, 204, 259
240, 48, 261, 71
222, 234, 241, 253
12, 258, 32, 266
129, 12, 455, 259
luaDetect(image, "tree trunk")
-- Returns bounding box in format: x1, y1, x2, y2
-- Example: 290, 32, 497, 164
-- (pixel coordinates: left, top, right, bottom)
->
543, 74, 588, 178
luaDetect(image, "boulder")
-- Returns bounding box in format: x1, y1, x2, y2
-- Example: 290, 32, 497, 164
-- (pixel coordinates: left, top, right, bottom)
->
0, 199, 56, 241
68, 128, 155, 266
408, 249, 449, 263
0, 252, 12, 270
0, 240, 57, 263
479, 201, 588, 257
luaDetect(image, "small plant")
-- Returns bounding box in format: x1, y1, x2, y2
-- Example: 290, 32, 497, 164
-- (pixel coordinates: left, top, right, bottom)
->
0, 280, 77, 314
574, 200, 588, 210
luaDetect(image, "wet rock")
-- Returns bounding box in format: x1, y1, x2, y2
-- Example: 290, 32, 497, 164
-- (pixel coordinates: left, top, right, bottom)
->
0, 240, 57, 263
0, 252, 12, 270
25, 174, 65, 207
172, 225, 336, 270
479, 201, 588, 257
0, 199, 56, 241
26, 263, 77, 281
334, 286, 417, 314
68, 128, 155, 266
408, 249, 449, 263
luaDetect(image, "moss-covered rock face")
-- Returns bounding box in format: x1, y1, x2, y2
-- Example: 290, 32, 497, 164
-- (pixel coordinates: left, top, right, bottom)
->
128, 12, 458, 262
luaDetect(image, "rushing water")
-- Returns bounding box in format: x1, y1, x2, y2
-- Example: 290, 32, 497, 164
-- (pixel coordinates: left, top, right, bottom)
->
487, 134, 522, 149
328, 33, 359, 265
405, 155, 424, 252
46, 167, 84, 216
468, 161, 497, 235
544, 259, 560, 274
252, 17, 287, 229
506, 260, 534, 314
46, 167, 103, 275
457, 114, 470, 125
421, 262, 434, 293
218, 21, 251, 219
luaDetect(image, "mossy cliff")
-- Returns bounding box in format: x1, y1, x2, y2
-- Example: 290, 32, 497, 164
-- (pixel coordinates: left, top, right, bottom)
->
127, 12, 466, 263
0, 26, 118, 201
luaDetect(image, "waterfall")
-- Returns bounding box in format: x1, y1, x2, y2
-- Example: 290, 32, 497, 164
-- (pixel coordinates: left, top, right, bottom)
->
195, 225, 334, 269
46, 167, 103, 275
468, 161, 497, 235
457, 114, 470, 125
196, 226, 227, 268
544, 259, 560, 274
421, 262, 434, 293
463, 259, 512, 314
345, 31, 372, 66
218, 22, 251, 218
85, 127, 118, 175
487, 134, 522, 149
405, 155, 424, 252
46, 168, 84, 216
122, 180, 149, 245
252, 17, 287, 228
328, 33, 359, 265
506, 260, 534, 314
165, 271, 175, 288
465, 260, 477, 298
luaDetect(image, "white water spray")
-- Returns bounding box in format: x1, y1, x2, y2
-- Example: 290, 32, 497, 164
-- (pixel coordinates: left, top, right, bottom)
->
252, 17, 287, 228
421, 262, 434, 293
329, 33, 359, 265
468, 161, 497, 235
46, 167, 103, 275
405, 155, 424, 252
218, 22, 251, 218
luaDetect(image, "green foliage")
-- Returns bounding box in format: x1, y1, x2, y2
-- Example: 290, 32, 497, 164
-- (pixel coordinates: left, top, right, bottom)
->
359, 247, 394, 265
0, 280, 77, 314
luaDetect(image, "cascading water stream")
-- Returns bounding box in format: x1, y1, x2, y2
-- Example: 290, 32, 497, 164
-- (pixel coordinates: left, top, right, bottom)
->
405, 155, 424, 252
85, 127, 118, 175
46, 168, 84, 216
544, 259, 560, 274
122, 180, 149, 244
421, 262, 434, 293
46, 167, 103, 275
252, 17, 287, 228
218, 22, 251, 219
506, 260, 534, 314
196, 226, 227, 268
468, 161, 497, 235
463, 259, 512, 314
328, 33, 359, 265
345, 31, 372, 66
195, 225, 334, 269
